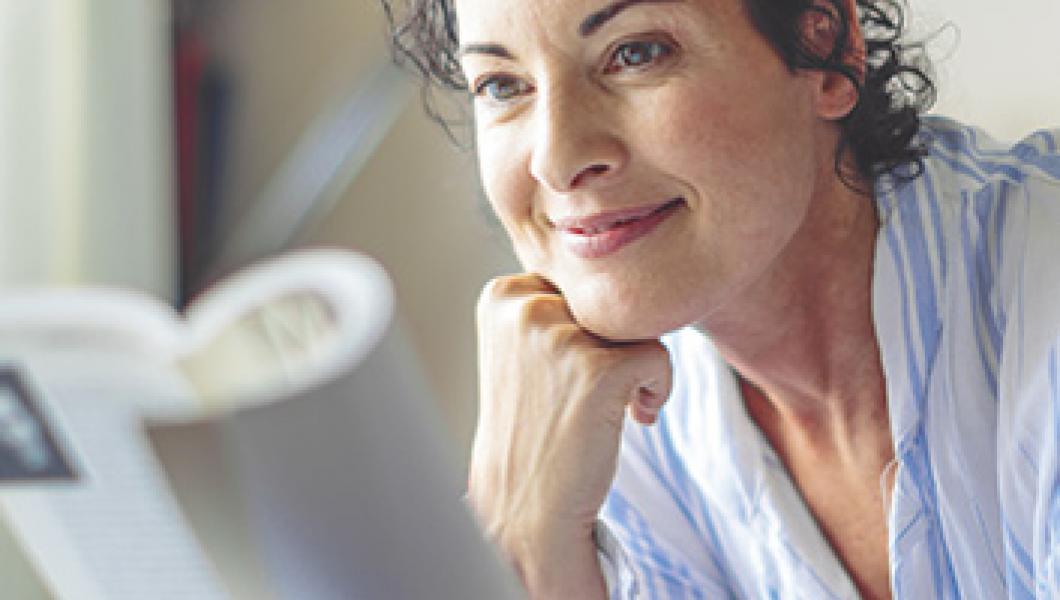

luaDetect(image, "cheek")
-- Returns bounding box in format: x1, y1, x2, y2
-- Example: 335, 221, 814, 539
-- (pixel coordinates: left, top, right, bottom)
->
653, 76, 811, 166
476, 130, 545, 267
647, 80, 818, 210
477, 126, 524, 215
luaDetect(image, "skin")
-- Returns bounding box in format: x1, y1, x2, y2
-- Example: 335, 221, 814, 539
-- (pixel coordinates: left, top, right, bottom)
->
458, 0, 894, 598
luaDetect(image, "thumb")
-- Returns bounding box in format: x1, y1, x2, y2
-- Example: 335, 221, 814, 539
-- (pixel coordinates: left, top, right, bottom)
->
616, 339, 672, 425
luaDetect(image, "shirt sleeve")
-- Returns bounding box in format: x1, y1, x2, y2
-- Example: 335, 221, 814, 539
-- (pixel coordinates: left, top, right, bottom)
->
1042, 378, 1060, 596
1013, 339, 1060, 598
1032, 169, 1060, 598
997, 167, 1060, 597
596, 423, 736, 599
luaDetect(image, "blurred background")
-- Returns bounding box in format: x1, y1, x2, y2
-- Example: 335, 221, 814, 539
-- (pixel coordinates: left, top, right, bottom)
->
1, 0, 1057, 463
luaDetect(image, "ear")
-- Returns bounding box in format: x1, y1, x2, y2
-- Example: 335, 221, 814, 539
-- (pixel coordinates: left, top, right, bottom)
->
802, 0, 866, 120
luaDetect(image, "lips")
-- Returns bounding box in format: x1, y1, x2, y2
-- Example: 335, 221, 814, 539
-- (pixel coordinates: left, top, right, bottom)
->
553, 198, 684, 259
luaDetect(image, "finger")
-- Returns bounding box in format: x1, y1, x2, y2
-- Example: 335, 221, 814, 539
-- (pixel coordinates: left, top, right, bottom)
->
517, 293, 574, 326
483, 273, 559, 300
522, 272, 562, 295
615, 339, 673, 418
628, 393, 659, 426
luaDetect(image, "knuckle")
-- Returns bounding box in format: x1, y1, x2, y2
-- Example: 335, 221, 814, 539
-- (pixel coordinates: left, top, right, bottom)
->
539, 323, 583, 352
516, 292, 566, 324
480, 276, 512, 304
477, 276, 519, 321
478, 275, 553, 321
568, 346, 617, 380
482, 273, 544, 300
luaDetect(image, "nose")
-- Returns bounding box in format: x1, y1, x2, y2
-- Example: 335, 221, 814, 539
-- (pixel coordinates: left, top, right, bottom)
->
528, 85, 628, 193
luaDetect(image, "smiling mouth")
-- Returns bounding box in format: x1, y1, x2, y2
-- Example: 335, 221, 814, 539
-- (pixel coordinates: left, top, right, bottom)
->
554, 198, 685, 259
554, 198, 685, 234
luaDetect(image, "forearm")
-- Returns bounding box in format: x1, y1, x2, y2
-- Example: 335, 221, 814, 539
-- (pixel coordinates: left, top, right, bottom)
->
511, 536, 607, 600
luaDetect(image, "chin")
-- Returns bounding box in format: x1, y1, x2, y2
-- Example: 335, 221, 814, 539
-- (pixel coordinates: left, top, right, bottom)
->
538, 258, 700, 342
566, 292, 686, 343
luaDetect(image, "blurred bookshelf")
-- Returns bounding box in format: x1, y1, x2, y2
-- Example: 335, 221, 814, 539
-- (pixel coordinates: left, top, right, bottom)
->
166, 0, 518, 457
170, 0, 409, 303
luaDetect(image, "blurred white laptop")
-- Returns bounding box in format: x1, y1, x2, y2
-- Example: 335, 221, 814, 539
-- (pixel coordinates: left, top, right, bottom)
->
0, 249, 523, 599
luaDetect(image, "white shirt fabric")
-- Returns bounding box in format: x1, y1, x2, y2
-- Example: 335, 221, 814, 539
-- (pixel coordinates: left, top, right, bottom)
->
597, 117, 1060, 598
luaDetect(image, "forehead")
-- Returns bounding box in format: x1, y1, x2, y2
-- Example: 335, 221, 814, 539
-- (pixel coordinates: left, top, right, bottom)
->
454, 0, 580, 42
453, 0, 721, 44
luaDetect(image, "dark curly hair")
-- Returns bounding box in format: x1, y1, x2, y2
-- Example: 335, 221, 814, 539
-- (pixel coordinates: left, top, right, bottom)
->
380, 0, 936, 192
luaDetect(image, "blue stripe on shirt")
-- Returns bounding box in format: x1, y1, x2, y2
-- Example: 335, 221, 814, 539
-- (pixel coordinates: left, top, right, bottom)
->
601, 118, 1060, 599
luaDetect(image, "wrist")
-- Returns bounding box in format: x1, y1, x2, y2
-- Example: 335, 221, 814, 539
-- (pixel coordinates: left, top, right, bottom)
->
504, 529, 607, 600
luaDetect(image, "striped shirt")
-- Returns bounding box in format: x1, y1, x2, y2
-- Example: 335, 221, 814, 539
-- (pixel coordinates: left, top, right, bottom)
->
597, 117, 1060, 598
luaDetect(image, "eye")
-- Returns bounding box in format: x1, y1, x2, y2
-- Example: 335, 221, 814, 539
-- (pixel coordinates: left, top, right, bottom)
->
605, 39, 675, 73
473, 74, 533, 102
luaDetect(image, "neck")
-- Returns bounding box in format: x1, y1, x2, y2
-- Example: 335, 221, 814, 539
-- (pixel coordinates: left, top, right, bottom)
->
697, 170, 890, 467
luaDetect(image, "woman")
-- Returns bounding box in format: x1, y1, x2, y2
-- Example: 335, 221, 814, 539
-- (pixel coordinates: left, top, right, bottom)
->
382, 0, 1060, 597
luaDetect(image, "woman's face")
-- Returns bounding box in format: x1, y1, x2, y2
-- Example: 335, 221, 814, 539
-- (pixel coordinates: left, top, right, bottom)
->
456, 0, 841, 340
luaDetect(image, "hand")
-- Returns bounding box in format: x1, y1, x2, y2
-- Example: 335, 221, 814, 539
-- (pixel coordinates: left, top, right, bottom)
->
467, 273, 672, 598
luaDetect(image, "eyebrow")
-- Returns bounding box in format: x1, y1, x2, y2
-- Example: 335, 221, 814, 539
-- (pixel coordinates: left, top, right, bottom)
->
458, 0, 680, 61
458, 43, 515, 60
579, 0, 681, 37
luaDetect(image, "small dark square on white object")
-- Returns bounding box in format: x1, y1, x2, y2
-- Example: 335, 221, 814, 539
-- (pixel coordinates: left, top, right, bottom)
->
0, 365, 77, 483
